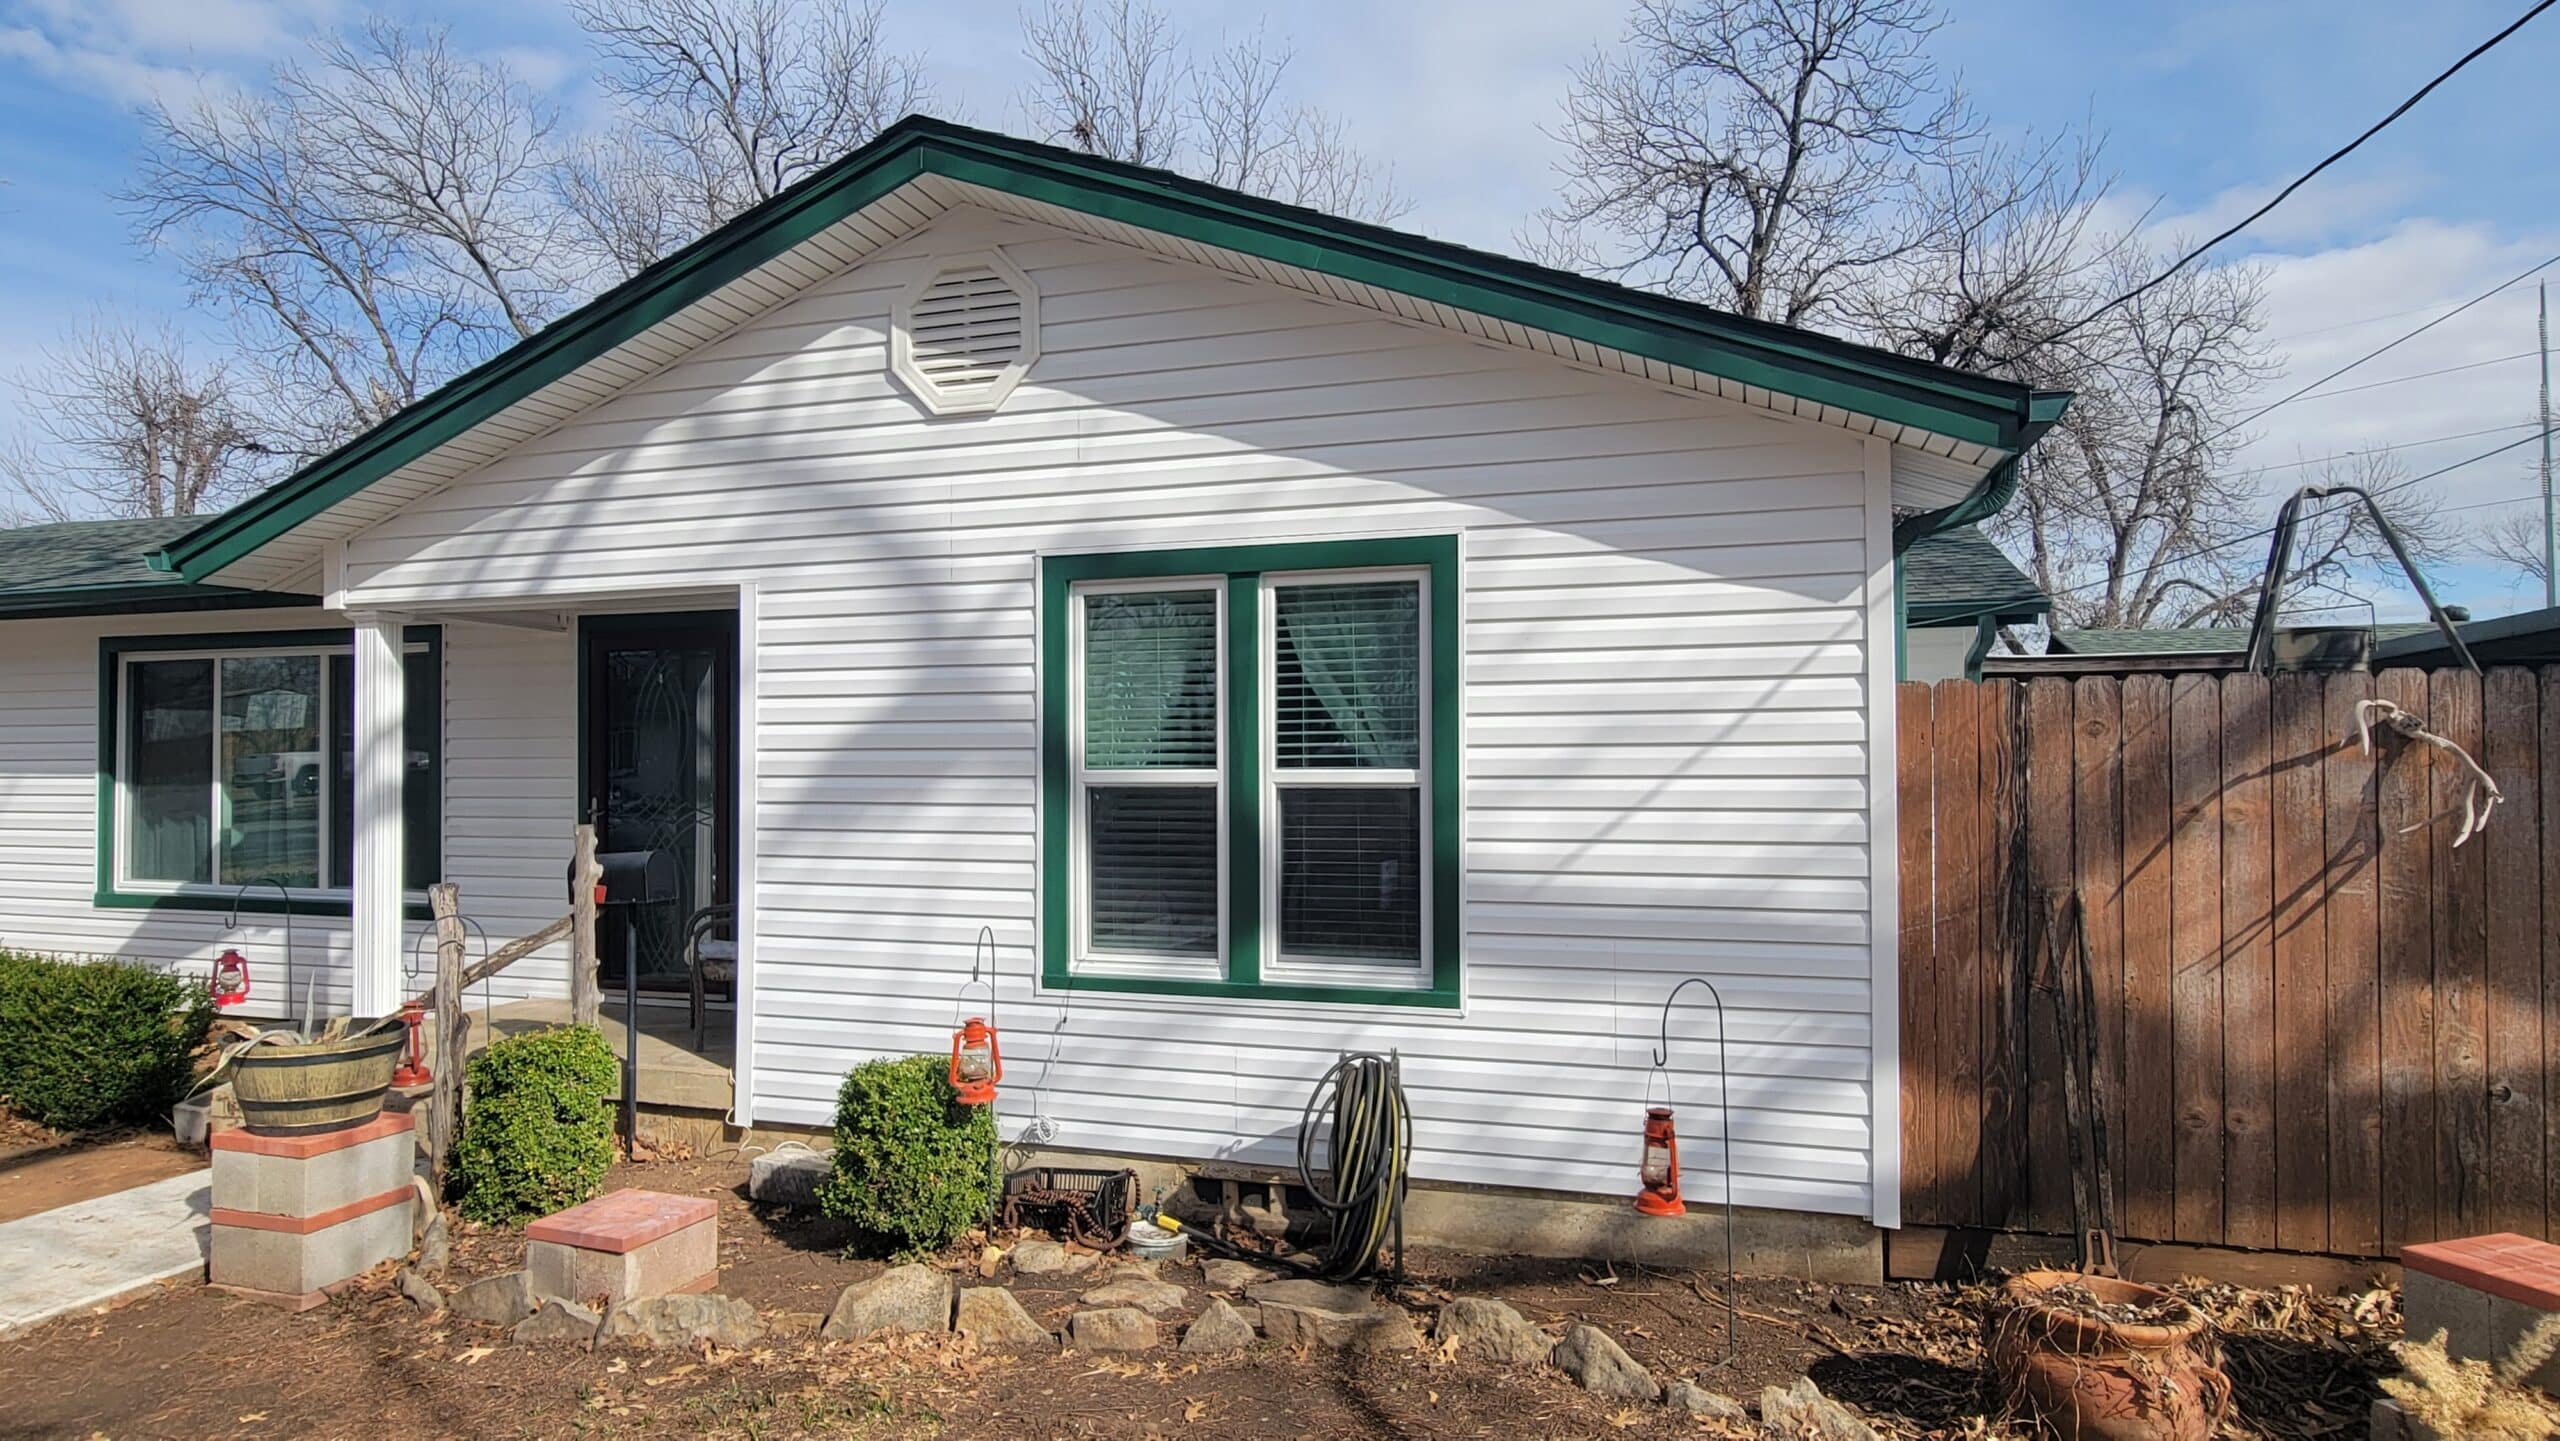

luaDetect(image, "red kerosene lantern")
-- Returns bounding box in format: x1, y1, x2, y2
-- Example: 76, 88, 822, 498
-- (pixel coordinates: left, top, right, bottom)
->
950, 1016, 1002, 1106
209, 948, 252, 1010
393, 995, 432, 1087
1635, 1105, 1685, 1216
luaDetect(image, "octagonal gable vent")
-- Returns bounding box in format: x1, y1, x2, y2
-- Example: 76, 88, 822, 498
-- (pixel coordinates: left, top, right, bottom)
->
891, 250, 1040, 414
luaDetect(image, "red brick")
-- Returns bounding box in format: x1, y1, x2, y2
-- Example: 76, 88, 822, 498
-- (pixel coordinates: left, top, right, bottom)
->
2403, 1234, 2560, 1311
211, 1109, 414, 1158
526, 1188, 717, 1255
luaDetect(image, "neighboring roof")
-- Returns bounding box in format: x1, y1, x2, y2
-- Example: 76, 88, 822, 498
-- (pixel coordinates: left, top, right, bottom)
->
1901, 526, 2048, 626
2377, 605, 2560, 666
150, 114, 2068, 588
2050, 623, 2438, 655
0, 515, 312, 620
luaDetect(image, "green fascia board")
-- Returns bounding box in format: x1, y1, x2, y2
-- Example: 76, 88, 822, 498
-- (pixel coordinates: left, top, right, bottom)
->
155, 115, 2063, 585
0, 583, 318, 620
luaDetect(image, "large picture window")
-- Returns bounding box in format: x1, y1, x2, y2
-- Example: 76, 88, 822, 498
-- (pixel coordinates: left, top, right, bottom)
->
98, 628, 442, 914
1041, 537, 1458, 1007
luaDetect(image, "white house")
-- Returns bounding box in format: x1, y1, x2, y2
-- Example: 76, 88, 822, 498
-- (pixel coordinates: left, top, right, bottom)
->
0, 118, 2065, 1251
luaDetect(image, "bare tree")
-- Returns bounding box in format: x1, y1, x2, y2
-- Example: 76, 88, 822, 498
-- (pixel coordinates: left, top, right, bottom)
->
1021, 2, 1406, 220
570, 0, 926, 272
128, 26, 572, 452
2481, 506, 2554, 587
1538, 0, 1973, 326
1, 322, 275, 524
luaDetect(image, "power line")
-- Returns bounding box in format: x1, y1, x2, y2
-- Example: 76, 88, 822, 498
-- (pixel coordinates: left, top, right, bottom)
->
2266, 348, 2536, 406
2241, 422, 2542, 479
2215, 249, 2560, 441
2029, 0, 2558, 352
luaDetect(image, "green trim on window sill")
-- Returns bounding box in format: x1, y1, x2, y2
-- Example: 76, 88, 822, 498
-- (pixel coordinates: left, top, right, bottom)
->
91, 889, 435, 922
1039, 533, 1462, 1010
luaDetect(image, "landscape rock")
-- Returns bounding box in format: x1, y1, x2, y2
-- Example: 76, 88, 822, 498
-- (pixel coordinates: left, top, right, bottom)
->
1434, 1297, 1548, 1366
599, 1293, 766, 1349
823, 1264, 954, 1340
745, 1149, 830, 1207
955, 1288, 1055, 1349
415, 1209, 450, 1276
1248, 1279, 1420, 1353
1759, 1377, 1878, 1441
1069, 1307, 1160, 1352
1079, 1273, 1190, 1315
1180, 1298, 1257, 1355
1009, 1239, 1098, 1279
1551, 1323, 1661, 1403
396, 1267, 444, 1316
977, 1245, 1004, 1279
450, 1271, 534, 1327
1200, 1259, 1263, 1292
1667, 1381, 1747, 1421
514, 1299, 603, 1347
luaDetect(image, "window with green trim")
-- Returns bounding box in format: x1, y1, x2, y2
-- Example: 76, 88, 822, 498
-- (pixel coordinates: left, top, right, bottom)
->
98, 628, 441, 914
1040, 537, 1460, 1008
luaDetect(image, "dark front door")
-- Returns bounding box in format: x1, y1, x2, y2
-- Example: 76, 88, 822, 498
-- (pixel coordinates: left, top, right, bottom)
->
581, 612, 737, 993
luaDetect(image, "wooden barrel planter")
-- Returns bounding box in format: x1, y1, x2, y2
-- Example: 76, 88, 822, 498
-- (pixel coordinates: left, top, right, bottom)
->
229, 1024, 407, 1135
1984, 1270, 2233, 1441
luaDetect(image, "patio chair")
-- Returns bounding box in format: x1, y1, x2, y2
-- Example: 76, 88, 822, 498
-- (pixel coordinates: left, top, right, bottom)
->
683, 902, 737, 1046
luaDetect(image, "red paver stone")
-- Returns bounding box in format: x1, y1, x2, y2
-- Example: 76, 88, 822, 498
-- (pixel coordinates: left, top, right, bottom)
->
2402, 1233, 2560, 1311
527, 1188, 717, 1255
211, 1109, 413, 1158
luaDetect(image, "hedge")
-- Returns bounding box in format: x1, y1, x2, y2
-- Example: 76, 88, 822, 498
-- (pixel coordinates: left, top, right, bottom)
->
451, 1025, 618, 1225
816, 1053, 997, 1257
0, 951, 215, 1132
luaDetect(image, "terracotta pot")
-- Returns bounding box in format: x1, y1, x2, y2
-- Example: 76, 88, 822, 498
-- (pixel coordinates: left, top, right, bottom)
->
1983, 1270, 2233, 1441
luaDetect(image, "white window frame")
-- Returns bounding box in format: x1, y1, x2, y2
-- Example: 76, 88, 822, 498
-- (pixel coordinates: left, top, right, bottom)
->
112, 639, 432, 907
1065, 576, 1228, 982
1258, 566, 1433, 992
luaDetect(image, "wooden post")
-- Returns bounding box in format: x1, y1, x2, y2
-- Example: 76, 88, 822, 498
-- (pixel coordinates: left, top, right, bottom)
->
571, 823, 601, 1027
428, 882, 468, 1191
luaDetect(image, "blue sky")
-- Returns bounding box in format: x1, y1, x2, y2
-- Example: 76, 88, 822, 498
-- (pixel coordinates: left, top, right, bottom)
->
3, 0, 2556, 616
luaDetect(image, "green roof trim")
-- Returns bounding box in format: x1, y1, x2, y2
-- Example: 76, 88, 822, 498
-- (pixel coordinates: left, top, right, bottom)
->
153, 115, 2065, 585
1900, 525, 2048, 625
0, 516, 317, 619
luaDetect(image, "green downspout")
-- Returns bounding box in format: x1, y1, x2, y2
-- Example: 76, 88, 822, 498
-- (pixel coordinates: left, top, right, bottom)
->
1892, 556, 1908, 682
1890, 390, 2073, 555
1963, 614, 1999, 681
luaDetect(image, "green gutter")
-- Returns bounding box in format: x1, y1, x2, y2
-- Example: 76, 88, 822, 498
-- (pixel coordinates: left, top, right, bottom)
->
1891, 390, 2073, 554
154, 116, 2064, 585
0, 583, 318, 621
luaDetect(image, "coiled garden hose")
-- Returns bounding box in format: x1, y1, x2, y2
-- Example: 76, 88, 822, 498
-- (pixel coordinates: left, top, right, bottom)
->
1162, 1050, 1411, 1284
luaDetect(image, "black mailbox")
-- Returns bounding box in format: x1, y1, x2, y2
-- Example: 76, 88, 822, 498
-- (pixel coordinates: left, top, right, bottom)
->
570, 849, 678, 907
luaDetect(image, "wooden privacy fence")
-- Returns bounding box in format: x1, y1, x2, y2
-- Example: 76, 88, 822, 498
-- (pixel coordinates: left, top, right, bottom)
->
1898, 666, 2560, 1259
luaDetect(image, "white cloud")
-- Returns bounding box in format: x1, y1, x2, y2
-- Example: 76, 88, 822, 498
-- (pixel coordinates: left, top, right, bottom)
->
0, 0, 337, 106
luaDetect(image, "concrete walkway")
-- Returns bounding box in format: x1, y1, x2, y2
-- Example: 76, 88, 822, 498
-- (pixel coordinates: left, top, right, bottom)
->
0, 1168, 209, 1336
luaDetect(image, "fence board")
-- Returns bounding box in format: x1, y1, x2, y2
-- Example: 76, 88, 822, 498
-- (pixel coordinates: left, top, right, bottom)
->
2118, 676, 2177, 1243
2221, 673, 2278, 1249
2430, 668, 2491, 1238
2270, 671, 2330, 1254
1899, 664, 2557, 1258
2484, 668, 2545, 1237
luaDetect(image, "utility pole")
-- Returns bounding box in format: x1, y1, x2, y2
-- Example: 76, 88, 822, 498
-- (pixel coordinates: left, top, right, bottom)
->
2543, 280, 2555, 608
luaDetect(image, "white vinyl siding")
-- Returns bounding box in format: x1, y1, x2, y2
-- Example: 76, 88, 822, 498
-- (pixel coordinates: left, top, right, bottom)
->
316, 205, 1887, 1216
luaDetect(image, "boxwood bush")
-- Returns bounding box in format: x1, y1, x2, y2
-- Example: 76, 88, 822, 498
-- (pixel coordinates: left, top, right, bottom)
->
0, 951, 214, 1131
816, 1053, 997, 1257
452, 1025, 618, 1225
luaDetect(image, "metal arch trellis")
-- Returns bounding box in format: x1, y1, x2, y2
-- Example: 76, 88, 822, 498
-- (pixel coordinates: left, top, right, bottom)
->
1651, 975, 1738, 1372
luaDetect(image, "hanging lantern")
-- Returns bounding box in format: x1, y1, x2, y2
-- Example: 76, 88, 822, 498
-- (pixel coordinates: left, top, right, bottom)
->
950, 1016, 1002, 1106
392, 996, 432, 1087
1635, 1105, 1685, 1217
209, 949, 252, 1010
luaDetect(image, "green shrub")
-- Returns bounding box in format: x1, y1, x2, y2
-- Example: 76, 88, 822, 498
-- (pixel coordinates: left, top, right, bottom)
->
452, 1025, 618, 1225
816, 1054, 997, 1257
0, 951, 214, 1131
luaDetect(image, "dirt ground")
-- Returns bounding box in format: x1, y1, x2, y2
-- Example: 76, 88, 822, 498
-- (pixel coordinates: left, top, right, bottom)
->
0, 1153, 2401, 1440
0, 1128, 205, 1224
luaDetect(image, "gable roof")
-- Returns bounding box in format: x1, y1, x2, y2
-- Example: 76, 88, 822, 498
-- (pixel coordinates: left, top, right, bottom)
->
148, 115, 2068, 588
0, 515, 312, 619
1900, 526, 2048, 626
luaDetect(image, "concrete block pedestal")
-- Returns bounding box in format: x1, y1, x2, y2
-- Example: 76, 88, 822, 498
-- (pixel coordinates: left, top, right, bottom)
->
2400, 1232, 2560, 1393
208, 1110, 417, 1311
527, 1189, 718, 1307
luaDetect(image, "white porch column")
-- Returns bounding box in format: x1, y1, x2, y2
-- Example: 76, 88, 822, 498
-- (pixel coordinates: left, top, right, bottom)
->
349, 614, 407, 1017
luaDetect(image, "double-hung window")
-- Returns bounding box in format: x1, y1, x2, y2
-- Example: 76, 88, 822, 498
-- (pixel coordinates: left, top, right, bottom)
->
1041, 536, 1458, 1007
98, 627, 442, 914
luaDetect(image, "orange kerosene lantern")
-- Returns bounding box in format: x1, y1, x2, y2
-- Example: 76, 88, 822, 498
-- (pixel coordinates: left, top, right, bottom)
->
950, 1016, 1002, 1106
1635, 1105, 1685, 1216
